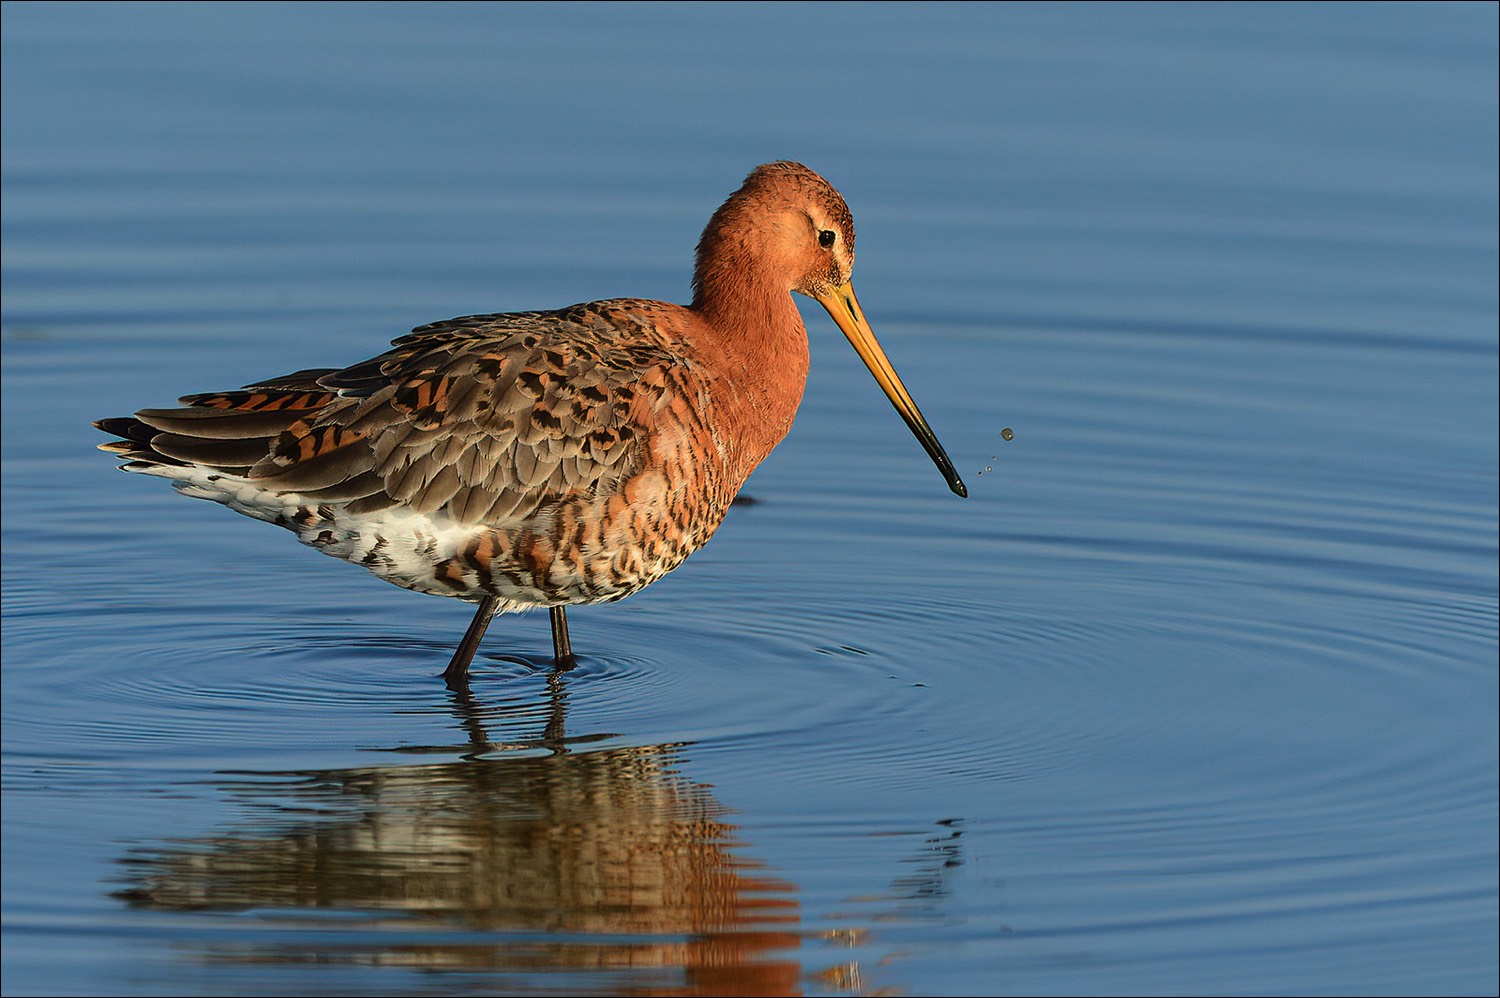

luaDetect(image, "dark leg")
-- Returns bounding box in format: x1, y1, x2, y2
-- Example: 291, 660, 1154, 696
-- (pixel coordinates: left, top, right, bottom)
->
443, 596, 500, 687
549, 605, 576, 670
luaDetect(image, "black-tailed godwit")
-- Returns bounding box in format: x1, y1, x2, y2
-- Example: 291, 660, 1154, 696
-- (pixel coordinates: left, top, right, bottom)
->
96, 162, 967, 685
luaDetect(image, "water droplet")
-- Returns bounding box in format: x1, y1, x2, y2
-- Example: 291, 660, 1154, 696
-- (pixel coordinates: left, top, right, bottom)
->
1001, 427, 1014, 442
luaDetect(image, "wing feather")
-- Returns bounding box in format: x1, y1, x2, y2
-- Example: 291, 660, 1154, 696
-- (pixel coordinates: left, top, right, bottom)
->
99, 303, 688, 529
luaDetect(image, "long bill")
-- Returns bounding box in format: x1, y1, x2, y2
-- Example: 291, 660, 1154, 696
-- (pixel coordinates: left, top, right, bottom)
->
812, 280, 968, 498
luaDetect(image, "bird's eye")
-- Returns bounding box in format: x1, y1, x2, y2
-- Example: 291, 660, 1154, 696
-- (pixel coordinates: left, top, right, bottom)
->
818, 229, 836, 248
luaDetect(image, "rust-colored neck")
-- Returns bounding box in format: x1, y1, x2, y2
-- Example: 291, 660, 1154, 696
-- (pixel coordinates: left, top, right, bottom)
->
690, 218, 811, 484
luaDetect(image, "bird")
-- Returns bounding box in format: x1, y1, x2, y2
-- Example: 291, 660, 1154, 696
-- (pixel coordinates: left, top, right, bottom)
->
95, 162, 968, 686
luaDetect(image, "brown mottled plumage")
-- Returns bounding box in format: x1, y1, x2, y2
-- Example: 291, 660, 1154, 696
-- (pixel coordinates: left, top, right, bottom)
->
96, 162, 966, 684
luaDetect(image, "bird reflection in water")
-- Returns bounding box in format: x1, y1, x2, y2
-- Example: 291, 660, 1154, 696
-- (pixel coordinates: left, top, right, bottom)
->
112, 668, 829, 995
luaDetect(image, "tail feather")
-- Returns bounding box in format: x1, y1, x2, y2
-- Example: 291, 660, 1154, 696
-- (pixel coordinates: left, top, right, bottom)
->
93, 416, 157, 443
149, 431, 277, 470
95, 375, 343, 478
94, 418, 188, 468
134, 407, 319, 439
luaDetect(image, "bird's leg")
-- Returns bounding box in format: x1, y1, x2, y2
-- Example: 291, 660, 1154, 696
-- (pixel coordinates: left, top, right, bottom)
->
549, 605, 576, 670
443, 596, 500, 688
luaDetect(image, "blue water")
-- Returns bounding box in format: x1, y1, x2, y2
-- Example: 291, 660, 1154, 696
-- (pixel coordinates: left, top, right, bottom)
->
3, 3, 1496, 995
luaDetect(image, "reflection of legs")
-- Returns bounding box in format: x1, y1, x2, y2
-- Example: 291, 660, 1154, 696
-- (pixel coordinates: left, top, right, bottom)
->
445, 619, 576, 750
443, 596, 500, 687
550, 605, 577, 670
543, 661, 570, 744
444, 649, 573, 751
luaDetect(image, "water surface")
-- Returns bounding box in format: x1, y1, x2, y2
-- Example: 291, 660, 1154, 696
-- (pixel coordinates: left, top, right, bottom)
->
3, 3, 1496, 995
